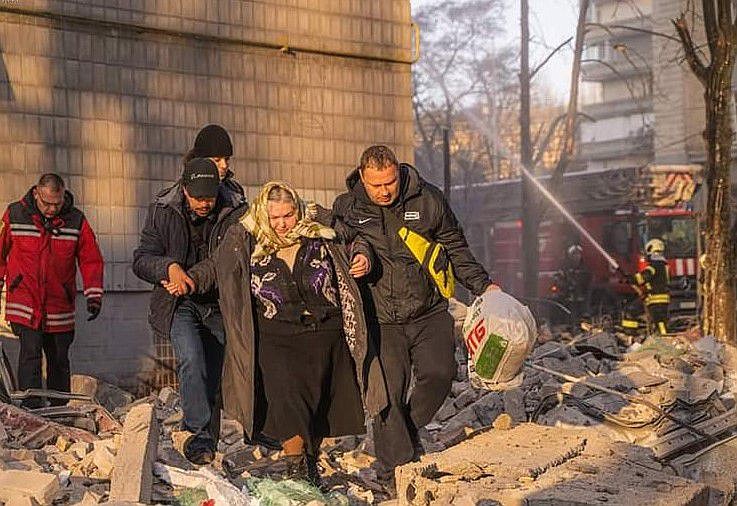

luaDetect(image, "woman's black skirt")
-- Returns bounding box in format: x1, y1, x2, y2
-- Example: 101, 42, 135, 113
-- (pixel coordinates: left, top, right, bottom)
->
254, 323, 366, 452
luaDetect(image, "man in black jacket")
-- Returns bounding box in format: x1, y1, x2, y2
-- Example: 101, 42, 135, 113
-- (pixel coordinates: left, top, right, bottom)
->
334, 145, 498, 475
133, 158, 246, 464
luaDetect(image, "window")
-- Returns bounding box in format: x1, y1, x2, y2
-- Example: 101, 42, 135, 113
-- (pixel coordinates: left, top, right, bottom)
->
644, 216, 697, 257
604, 221, 632, 256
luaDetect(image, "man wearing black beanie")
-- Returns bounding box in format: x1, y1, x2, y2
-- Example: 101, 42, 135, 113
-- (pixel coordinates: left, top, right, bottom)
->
185, 124, 245, 198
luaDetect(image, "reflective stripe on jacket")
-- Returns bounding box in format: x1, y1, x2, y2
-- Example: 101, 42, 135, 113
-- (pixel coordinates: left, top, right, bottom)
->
634, 258, 669, 307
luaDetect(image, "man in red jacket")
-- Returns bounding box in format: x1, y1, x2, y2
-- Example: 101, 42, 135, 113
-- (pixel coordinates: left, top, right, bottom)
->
0, 174, 104, 407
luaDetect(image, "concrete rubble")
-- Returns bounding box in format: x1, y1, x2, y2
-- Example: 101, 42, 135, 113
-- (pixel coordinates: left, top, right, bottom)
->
0, 302, 735, 505
396, 424, 709, 506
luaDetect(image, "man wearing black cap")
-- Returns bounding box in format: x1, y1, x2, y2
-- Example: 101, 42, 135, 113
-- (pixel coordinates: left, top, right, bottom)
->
133, 158, 246, 464
185, 124, 245, 198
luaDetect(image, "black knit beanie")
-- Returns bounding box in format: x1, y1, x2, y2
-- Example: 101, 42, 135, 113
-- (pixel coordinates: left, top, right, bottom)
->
193, 124, 233, 158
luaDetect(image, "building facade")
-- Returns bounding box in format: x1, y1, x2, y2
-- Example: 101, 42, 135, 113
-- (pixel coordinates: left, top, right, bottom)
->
579, 0, 655, 171
580, 0, 706, 170
0, 1, 414, 391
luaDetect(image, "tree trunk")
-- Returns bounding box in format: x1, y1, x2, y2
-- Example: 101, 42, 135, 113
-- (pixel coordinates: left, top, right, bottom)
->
520, 0, 539, 300
701, 59, 736, 341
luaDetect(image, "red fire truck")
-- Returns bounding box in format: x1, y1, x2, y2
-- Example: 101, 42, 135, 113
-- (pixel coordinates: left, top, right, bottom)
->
454, 166, 701, 321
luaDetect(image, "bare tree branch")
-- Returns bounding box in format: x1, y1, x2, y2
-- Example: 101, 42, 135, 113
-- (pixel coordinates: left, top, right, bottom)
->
673, 14, 710, 84
585, 22, 682, 42
532, 114, 566, 167
530, 37, 573, 78
702, 0, 719, 58
717, 0, 733, 32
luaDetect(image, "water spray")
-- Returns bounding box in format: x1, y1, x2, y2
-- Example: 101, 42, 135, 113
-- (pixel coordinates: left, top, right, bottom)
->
456, 109, 622, 273
516, 164, 621, 272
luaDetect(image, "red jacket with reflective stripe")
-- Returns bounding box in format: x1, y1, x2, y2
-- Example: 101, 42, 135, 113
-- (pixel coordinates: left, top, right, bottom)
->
0, 188, 104, 333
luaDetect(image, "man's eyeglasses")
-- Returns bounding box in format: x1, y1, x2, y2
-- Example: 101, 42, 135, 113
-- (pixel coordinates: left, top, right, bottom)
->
36, 194, 63, 209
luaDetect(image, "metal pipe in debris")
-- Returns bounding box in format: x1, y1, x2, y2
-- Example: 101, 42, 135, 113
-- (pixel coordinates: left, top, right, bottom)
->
523, 360, 712, 441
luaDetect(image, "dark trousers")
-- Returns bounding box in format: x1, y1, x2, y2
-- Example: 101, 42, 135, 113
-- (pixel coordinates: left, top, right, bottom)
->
256, 325, 365, 457
372, 310, 455, 468
10, 322, 74, 408
647, 303, 668, 335
169, 299, 225, 446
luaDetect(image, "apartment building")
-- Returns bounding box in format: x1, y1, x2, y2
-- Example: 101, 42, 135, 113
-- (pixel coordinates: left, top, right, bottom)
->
579, 0, 655, 171
580, 0, 706, 169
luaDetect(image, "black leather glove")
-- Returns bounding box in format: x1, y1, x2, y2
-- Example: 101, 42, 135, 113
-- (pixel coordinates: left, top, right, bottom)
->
87, 298, 102, 321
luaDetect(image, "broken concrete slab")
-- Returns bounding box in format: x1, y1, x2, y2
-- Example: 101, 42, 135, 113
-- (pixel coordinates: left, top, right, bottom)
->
68, 441, 92, 459
109, 403, 158, 503
450, 381, 468, 398
433, 398, 457, 423
453, 388, 481, 410
157, 386, 179, 410
693, 336, 723, 364
0, 402, 97, 444
575, 331, 621, 359
74, 489, 104, 505
673, 436, 737, 506
502, 387, 526, 424
0, 470, 60, 505
541, 356, 588, 378
70, 375, 135, 413
396, 424, 708, 506
470, 392, 503, 426
89, 444, 116, 480
6, 496, 41, 506
531, 341, 571, 361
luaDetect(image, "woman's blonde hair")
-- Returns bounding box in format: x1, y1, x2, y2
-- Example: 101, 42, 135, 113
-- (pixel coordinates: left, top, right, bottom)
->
267, 185, 296, 206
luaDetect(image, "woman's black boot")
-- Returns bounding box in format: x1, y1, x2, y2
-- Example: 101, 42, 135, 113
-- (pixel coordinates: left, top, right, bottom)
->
283, 453, 309, 481
306, 453, 323, 489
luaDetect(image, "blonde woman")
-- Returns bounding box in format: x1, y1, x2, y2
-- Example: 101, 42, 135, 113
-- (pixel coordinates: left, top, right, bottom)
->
168, 182, 386, 484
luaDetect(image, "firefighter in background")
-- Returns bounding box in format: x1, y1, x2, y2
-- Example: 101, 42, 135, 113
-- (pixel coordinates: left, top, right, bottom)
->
632, 238, 670, 335
552, 244, 592, 326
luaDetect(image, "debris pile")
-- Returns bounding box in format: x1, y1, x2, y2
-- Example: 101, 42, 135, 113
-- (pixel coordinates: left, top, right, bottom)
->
0, 373, 390, 505
0, 299, 736, 505
396, 423, 709, 506
397, 300, 737, 505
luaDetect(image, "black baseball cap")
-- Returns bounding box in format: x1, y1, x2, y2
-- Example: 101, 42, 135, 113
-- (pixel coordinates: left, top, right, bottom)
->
182, 158, 219, 198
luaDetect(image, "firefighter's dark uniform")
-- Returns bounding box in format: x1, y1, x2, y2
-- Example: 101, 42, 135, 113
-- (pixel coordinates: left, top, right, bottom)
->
633, 255, 670, 335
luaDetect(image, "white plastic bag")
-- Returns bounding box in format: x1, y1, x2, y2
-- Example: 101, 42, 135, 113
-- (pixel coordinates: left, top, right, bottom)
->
462, 290, 536, 390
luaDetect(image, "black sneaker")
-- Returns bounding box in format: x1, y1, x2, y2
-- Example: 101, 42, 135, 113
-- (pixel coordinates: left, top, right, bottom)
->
184, 436, 215, 465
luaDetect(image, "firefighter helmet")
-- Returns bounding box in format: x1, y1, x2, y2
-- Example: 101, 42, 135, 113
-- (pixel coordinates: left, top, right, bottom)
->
645, 238, 665, 255
566, 244, 583, 257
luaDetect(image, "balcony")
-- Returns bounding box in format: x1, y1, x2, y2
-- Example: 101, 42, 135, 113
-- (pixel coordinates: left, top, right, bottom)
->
578, 131, 654, 161
582, 96, 653, 120
581, 58, 651, 82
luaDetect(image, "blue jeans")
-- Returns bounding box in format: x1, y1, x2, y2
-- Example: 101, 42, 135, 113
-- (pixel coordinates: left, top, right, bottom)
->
169, 299, 225, 444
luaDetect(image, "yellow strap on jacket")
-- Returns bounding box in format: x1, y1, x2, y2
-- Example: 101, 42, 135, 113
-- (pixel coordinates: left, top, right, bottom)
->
398, 226, 455, 299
